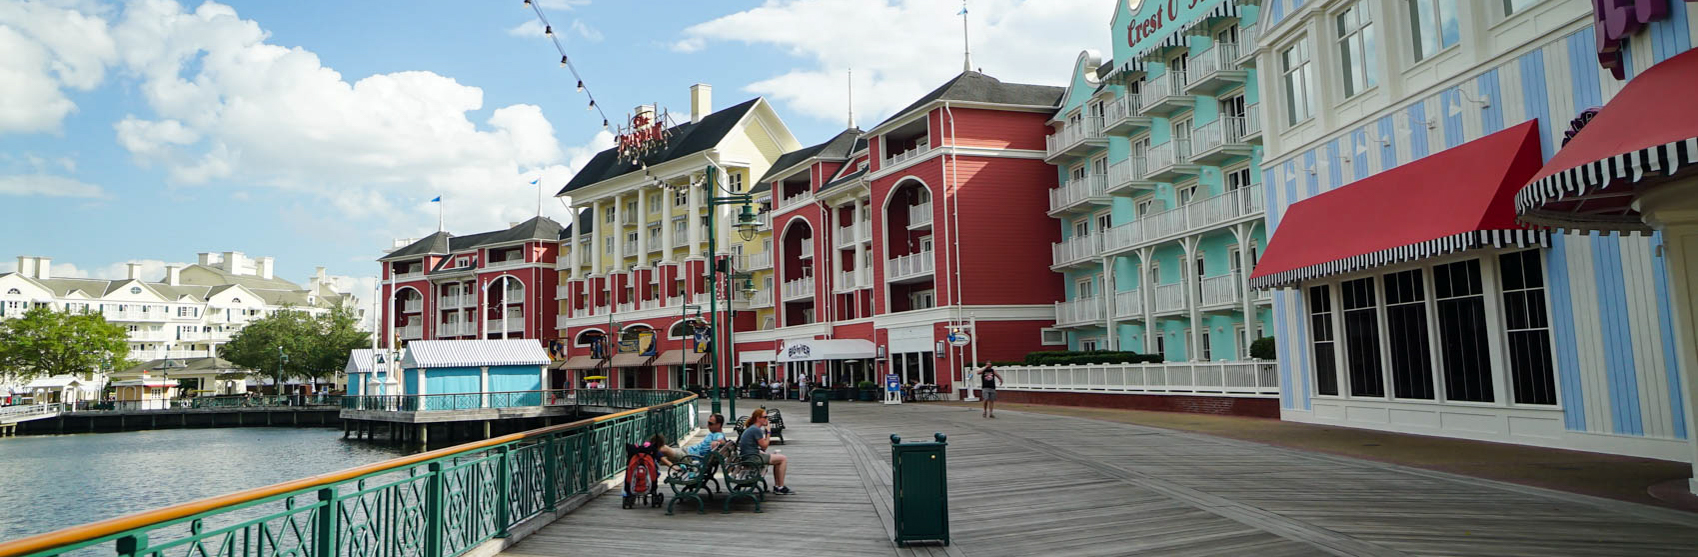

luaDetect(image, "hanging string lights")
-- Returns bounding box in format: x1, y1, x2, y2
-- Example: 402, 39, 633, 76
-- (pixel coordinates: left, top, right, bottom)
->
523, 0, 610, 129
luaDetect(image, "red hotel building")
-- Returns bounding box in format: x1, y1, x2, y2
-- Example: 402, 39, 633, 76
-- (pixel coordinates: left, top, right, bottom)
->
377, 217, 562, 350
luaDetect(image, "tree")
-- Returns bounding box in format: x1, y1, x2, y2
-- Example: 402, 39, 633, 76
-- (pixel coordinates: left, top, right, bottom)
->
1250, 337, 1276, 360
0, 306, 134, 383
221, 304, 370, 392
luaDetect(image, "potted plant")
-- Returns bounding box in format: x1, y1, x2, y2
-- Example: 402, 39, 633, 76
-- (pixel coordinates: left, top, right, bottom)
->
833, 382, 852, 400
856, 380, 879, 401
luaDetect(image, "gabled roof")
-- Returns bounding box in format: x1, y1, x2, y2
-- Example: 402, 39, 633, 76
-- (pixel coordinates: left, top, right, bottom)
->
400, 339, 551, 369
558, 98, 763, 196
558, 207, 593, 240
873, 71, 1064, 130
383, 217, 563, 261
180, 264, 308, 292
817, 167, 869, 194
755, 128, 865, 185
344, 348, 405, 375
382, 231, 452, 260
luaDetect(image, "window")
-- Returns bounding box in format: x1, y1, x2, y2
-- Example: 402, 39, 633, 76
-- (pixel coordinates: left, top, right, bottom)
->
1500, 250, 1556, 405
1503, 0, 1539, 15
1225, 166, 1252, 192
604, 237, 614, 252
1434, 259, 1493, 402
1135, 196, 1160, 217
1168, 53, 1189, 83
648, 195, 661, 213
674, 219, 687, 239
729, 172, 743, 192
1228, 246, 1242, 275
1308, 285, 1339, 396
1132, 136, 1151, 160
606, 206, 616, 223
1281, 38, 1315, 125
1176, 183, 1198, 206
1215, 26, 1239, 47
1383, 269, 1434, 399
1095, 212, 1113, 233
1173, 118, 1193, 152
1341, 277, 1385, 397
1080, 338, 1100, 351
130, 286, 142, 295
1337, 2, 1378, 98
1200, 330, 1212, 360
911, 289, 936, 310
1220, 95, 1248, 136
624, 201, 637, 216
1070, 165, 1087, 183
1072, 219, 1091, 238
4, 288, 17, 294
1092, 157, 1108, 177
1076, 276, 1097, 299
674, 189, 688, 207
1041, 329, 1067, 345
1408, 0, 1459, 62
1155, 333, 1166, 356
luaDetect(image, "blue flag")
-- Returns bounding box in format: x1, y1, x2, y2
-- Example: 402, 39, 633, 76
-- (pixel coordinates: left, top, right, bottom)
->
430, 196, 441, 202
529, 178, 540, 186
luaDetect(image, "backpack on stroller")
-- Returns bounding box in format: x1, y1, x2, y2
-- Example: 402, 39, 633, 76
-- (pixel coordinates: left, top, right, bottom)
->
622, 441, 664, 509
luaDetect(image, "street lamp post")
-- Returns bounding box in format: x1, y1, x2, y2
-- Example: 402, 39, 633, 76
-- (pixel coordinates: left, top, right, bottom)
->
699, 164, 762, 418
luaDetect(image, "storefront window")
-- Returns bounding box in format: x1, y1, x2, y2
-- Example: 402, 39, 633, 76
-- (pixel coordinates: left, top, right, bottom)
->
1383, 269, 1434, 399
1499, 250, 1556, 405
1341, 277, 1385, 397
1434, 259, 1493, 402
1308, 285, 1339, 396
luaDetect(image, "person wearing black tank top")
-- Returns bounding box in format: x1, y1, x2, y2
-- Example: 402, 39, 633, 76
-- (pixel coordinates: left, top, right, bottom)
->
979, 365, 1002, 418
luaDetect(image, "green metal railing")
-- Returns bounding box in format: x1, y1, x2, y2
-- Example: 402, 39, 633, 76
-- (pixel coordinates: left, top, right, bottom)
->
0, 390, 699, 557
339, 389, 688, 413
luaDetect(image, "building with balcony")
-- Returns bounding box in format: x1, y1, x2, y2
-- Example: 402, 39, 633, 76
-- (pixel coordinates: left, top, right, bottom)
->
737, 71, 1065, 396
1, 253, 356, 391
378, 216, 561, 353
1249, 0, 1697, 469
1045, 1, 1270, 364
551, 84, 800, 391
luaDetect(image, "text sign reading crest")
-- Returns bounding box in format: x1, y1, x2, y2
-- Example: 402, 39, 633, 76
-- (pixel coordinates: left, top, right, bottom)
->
1124, 0, 1226, 53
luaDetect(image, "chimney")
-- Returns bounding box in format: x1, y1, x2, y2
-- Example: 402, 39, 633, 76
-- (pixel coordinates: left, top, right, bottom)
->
127, 263, 142, 281
221, 251, 238, 273
690, 84, 712, 123
197, 252, 213, 266
634, 104, 656, 125
35, 257, 50, 280
258, 257, 275, 280
15, 256, 36, 279
166, 265, 183, 286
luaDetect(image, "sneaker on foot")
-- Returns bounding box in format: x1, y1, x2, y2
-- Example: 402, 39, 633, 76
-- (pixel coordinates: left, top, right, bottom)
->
774, 486, 794, 495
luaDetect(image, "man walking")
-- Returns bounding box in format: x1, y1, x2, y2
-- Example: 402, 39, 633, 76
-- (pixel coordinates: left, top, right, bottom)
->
979, 364, 1002, 418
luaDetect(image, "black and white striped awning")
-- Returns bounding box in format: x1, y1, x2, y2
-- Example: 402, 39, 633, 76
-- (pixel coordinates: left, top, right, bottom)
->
1515, 136, 1698, 232
1183, 2, 1243, 35
1248, 229, 1550, 289
1102, 59, 1149, 84
1136, 31, 1190, 60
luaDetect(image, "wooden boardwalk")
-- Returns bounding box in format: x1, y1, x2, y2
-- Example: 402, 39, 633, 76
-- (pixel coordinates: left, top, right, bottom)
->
498, 401, 1698, 556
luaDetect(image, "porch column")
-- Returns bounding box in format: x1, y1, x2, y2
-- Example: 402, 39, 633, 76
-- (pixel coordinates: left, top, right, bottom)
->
1634, 182, 1698, 494
637, 188, 649, 267
479, 366, 489, 408
1236, 222, 1258, 359
612, 193, 625, 266
1102, 255, 1116, 350
1182, 236, 1202, 361
1139, 247, 1156, 355
570, 204, 582, 279
663, 185, 676, 263
591, 200, 605, 276
688, 177, 704, 259
853, 200, 868, 285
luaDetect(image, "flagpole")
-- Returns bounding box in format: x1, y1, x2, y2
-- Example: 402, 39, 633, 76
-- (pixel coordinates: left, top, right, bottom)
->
438, 198, 444, 233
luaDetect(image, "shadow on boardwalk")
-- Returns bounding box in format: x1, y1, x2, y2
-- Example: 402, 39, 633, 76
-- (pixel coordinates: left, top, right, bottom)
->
499, 401, 1698, 557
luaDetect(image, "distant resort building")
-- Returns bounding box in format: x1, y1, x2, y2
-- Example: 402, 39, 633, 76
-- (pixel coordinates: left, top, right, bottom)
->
346, 340, 550, 410
377, 217, 563, 348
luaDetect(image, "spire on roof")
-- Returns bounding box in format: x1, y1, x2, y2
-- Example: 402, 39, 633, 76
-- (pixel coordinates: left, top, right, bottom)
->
847, 68, 856, 129
960, 0, 972, 73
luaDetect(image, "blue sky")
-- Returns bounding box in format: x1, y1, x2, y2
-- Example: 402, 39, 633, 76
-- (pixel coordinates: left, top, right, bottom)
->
0, 0, 1107, 298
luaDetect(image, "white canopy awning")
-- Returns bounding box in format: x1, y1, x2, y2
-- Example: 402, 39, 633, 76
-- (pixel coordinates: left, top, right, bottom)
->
738, 350, 775, 363
776, 339, 876, 362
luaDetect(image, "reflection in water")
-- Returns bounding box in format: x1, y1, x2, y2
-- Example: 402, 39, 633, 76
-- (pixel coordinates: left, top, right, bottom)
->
0, 427, 410, 542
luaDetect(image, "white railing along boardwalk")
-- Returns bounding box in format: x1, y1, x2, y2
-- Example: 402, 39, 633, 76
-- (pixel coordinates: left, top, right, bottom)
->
990, 361, 1280, 396
782, 277, 815, 301
1189, 42, 1240, 84
1045, 116, 1104, 157
885, 139, 931, 167
1144, 70, 1188, 109
0, 403, 63, 424
1199, 272, 1243, 306
909, 202, 933, 227
1154, 283, 1187, 313
1050, 233, 1101, 267
1114, 289, 1143, 318
1100, 184, 1266, 253
1053, 297, 1104, 327
1048, 174, 1107, 212
886, 250, 936, 281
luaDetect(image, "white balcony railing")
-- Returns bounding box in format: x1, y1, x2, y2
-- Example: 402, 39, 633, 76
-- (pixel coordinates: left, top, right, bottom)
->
393, 271, 425, 282
776, 191, 814, 213
798, 242, 815, 259
990, 361, 1279, 395
837, 269, 859, 291
402, 300, 422, 313
1146, 139, 1192, 178
483, 258, 530, 272
1050, 234, 1101, 268
1048, 174, 1107, 212
909, 201, 933, 227
1238, 27, 1260, 61
437, 322, 465, 337
1114, 289, 1143, 318
1104, 94, 1142, 128
1108, 158, 1148, 190
744, 251, 773, 270
1193, 116, 1252, 157
1045, 117, 1104, 157
485, 318, 524, 334
647, 235, 662, 252
885, 139, 931, 167
782, 277, 815, 301
886, 250, 936, 282
673, 228, 688, 245
1189, 42, 1240, 84
1244, 103, 1263, 137
1143, 70, 1188, 110
1153, 283, 1187, 313
1054, 298, 1105, 327
1200, 272, 1244, 307
623, 240, 638, 255
399, 324, 424, 340
743, 289, 773, 307
616, 301, 635, 314
836, 223, 859, 247
556, 315, 570, 330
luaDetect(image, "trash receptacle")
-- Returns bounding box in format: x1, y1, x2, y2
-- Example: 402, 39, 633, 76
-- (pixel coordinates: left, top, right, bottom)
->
890, 433, 949, 546
810, 389, 830, 423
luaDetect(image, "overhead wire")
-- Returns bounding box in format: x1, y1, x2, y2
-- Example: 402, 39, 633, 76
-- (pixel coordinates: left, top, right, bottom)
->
523, 0, 611, 128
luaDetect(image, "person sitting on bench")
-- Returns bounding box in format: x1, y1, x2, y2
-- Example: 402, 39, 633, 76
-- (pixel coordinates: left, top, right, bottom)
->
658, 413, 729, 465
737, 408, 792, 494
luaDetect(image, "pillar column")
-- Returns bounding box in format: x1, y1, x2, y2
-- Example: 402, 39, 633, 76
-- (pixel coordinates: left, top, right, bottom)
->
591, 200, 605, 276
853, 200, 868, 286
1236, 223, 1258, 359
570, 205, 582, 279
688, 177, 704, 259
663, 185, 677, 263
1182, 237, 1202, 362
1633, 181, 1698, 495
1139, 247, 1156, 355
612, 193, 625, 266
1103, 255, 1116, 350
479, 366, 489, 408
637, 188, 650, 266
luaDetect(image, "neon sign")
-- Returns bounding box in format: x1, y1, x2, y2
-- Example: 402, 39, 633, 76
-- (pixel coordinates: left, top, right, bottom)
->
1592, 0, 1685, 80
616, 108, 672, 163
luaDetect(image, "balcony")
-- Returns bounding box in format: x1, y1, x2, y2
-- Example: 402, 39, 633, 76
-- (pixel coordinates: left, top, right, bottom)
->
621, 240, 637, 256
1145, 140, 1200, 182
393, 271, 425, 282
483, 258, 530, 272
1054, 297, 1105, 328
1047, 174, 1110, 215
402, 300, 422, 313
104, 310, 169, 322
1101, 185, 1264, 255
1199, 272, 1245, 309
437, 322, 468, 337
1190, 116, 1256, 165
133, 349, 212, 360
743, 251, 773, 270
1241, 103, 1263, 141
1044, 117, 1107, 162
1102, 94, 1152, 135
673, 228, 688, 246
619, 211, 638, 228
836, 223, 859, 248
1050, 234, 1101, 269
886, 250, 935, 283
556, 315, 570, 330
399, 324, 423, 340
554, 256, 573, 270
908, 202, 933, 229
664, 294, 685, 308
1152, 283, 1187, 314
131, 330, 173, 342
616, 301, 635, 314
647, 235, 662, 253
776, 190, 814, 214
1235, 26, 1259, 67
1140, 70, 1193, 116
782, 277, 815, 301
553, 286, 568, 301
1114, 289, 1143, 319
739, 289, 773, 308
836, 269, 859, 292
1185, 43, 1246, 94
798, 242, 815, 259
885, 139, 931, 168
485, 318, 524, 335
1107, 157, 1156, 194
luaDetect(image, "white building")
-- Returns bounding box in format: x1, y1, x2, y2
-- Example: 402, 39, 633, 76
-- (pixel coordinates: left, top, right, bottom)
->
0, 253, 358, 381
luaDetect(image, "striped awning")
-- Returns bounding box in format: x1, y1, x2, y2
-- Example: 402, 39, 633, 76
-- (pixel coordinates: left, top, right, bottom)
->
400, 340, 550, 369
657, 350, 706, 365
609, 352, 656, 368
1251, 121, 1549, 289
1136, 31, 1189, 60
553, 355, 604, 370
1182, 2, 1243, 35
1102, 59, 1148, 84
1516, 48, 1698, 233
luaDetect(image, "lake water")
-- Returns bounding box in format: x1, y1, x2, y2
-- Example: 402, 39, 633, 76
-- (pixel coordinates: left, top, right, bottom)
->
0, 427, 411, 543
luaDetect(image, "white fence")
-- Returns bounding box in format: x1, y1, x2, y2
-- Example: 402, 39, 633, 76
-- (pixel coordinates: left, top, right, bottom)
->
990, 361, 1278, 396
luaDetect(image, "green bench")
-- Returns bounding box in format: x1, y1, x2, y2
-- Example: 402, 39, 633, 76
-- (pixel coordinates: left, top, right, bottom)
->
732, 408, 785, 445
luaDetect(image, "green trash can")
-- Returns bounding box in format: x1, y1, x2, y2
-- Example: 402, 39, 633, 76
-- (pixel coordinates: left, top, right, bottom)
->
810, 389, 830, 423
890, 433, 949, 546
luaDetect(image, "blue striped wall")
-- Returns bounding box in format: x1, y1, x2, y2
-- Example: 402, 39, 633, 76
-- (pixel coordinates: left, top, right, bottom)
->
1264, 20, 1691, 445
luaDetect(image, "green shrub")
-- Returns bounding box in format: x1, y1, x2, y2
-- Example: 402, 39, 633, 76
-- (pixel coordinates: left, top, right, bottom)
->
856, 380, 877, 389
1250, 337, 1276, 360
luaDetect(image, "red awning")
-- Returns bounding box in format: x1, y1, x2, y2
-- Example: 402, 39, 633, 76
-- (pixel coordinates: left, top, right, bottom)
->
1516, 48, 1698, 232
1250, 121, 1548, 289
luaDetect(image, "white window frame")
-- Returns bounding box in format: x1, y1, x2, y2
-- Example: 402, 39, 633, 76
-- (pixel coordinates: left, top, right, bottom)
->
1281, 37, 1315, 125
1336, 1, 1378, 98
674, 189, 688, 207
1407, 0, 1459, 62
1079, 338, 1101, 352
1040, 328, 1067, 346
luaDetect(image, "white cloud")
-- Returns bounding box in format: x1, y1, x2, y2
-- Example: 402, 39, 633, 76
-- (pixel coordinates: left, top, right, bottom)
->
506, 19, 545, 37
0, 0, 118, 134
0, 260, 92, 279
508, 17, 600, 42
676, 0, 1108, 124
569, 19, 601, 42
0, 173, 106, 198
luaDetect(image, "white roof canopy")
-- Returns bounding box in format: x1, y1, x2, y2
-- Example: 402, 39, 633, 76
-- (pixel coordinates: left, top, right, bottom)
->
776, 339, 876, 362
401, 340, 551, 369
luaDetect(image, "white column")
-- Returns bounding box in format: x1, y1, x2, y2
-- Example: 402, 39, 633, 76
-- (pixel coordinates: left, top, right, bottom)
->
688, 179, 704, 259
1237, 223, 1258, 359
663, 186, 676, 263
611, 193, 625, 266
591, 200, 604, 276
479, 366, 489, 408
1635, 182, 1698, 495
637, 188, 649, 266
1139, 247, 1156, 355
853, 200, 868, 285
1183, 237, 1202, 362
1103, 255, 1116, 350
570, 205, 583, 278
416, 367, 427, 396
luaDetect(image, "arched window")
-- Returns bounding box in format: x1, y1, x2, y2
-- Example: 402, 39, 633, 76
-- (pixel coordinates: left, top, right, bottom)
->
669, 319, 703, 338
130, 287, 142, 295
232, 297, 242, 304
5, 288, 19, 295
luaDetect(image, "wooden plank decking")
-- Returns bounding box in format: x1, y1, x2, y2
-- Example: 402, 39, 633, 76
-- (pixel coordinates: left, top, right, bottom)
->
498, 401, 1698, 556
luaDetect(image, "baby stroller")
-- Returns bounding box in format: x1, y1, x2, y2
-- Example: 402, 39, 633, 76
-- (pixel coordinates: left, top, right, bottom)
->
622, 441, 665, 509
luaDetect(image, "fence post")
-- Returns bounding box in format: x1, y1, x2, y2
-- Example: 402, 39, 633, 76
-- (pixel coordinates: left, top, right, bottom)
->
115, 533, 148, 557
424, 462, 445, 557
542, 435, 559, 512
494, 446, 511, 538
315, 486, 338, 557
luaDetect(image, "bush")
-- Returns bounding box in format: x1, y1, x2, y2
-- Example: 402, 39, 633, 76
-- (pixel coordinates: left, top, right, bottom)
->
856, 380, 878, 390
1250, 337, 1276, 360
1018, 350, 1162, 366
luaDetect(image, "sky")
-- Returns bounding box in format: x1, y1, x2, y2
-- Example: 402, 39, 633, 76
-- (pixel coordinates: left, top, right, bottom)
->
0, 0, 1111, 307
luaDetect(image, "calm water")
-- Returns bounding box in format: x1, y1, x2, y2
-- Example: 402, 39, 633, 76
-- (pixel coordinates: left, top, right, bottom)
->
0, 427, 411, 542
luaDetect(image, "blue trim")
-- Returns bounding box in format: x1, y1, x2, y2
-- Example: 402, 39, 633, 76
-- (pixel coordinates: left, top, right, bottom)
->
1264, 168, 1281, 231
1325, 139, 1342, 190
1651, 0, 1692, 63
1351, 129, 1369, 181
1519, 48, 1553, 159
1377, 115, 1397, 168
1293, 290, 1311, 410
1408, 102, 1430, 159
1283, 160, 1298, 206
1440, 89, 1463, 148
1302, 150, 1317, 197
1275, 294, 1293, 409
1652, 232, 1688, 439
1547, 235, 1586, 431
1567, 31, 1603, 113
1591, 235, 1643, 435
1478, 70, 1504, 134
